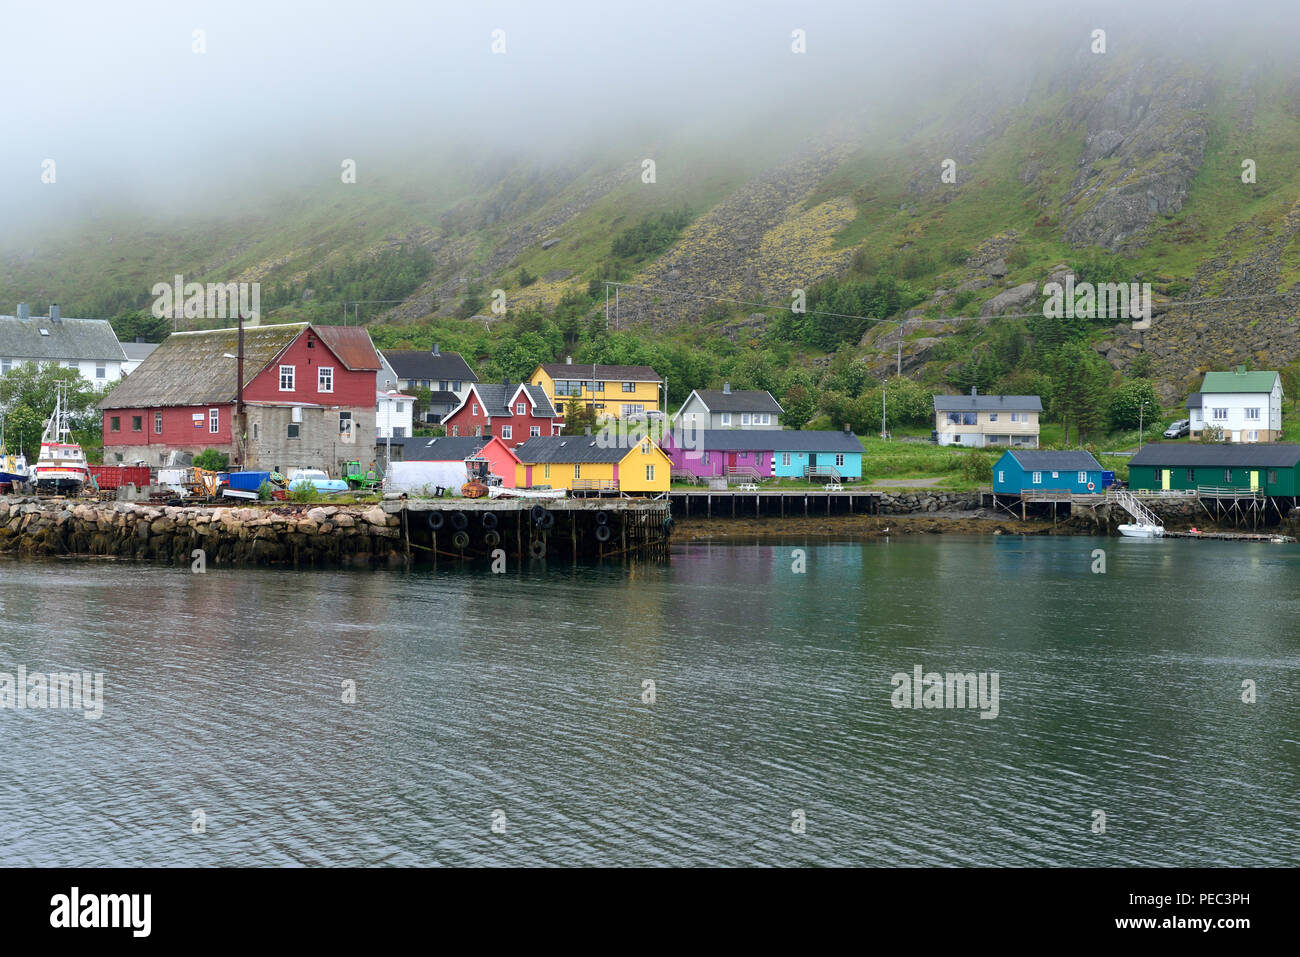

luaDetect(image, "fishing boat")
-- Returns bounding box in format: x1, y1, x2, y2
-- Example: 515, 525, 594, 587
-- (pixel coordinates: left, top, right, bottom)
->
31, 385, 90, 492
1118, 522, 1164, 538
0, 420, 29, 488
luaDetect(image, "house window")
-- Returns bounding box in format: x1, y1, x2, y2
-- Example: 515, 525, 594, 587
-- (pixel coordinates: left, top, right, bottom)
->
132, 416, 142, 432
997, 470, 1005, 484
721, 412, 731, 426
276, 365, 294, 391
0, 359, 10, 374
452, 380, 461, 391
96, 363, 106, 379
531, 426, 541, 437
440, 380, 448, 391
1032, 471, 1042, 484
1247, 430, 1259, 442
622, 382, 635, 392
645, 464, 655, 481
339, 411, 352, 434
594, 382, 605, 392
154, 412, 162, 434
641, 440, 650, 454
501, 425, 512, 440
393, 427, 405, 438
287, 424, 300, 439
1268, 470, 1278, 483
1213, 408, 1227, 420
1225, 469, 1233, 482
318, 367, 334, 393
782, 453, 791, 467
110, 416, 120, 432
556, 403, 565, 414
621, 404, 643, 415
474, 425, 482, 437
703, 452, 711, 465
253, 423, 259, 440
517, 402, 527, 415
759, 414, 770, 425
1078, 471, 1086, 484
1186, 469, 1194, 482
1245, 408, 1260, 420
574, 464, 581, 479
989, 413, 998, 422
741, 414, 751, 425
551, 424, 561, 435
472, 402, 478, 415
209, 408, 219, 434
451, 426, 459, 436
835, 453, 846, 467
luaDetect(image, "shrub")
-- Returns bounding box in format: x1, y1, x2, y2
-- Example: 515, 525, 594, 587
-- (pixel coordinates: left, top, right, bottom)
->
289, 483, 320, 504
193, 448, 229, 471
257, 481, 273, 501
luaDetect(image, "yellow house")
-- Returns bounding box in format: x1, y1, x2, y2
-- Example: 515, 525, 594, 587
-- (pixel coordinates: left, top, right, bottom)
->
512, 435, 671, 493
531, 361, 663, 419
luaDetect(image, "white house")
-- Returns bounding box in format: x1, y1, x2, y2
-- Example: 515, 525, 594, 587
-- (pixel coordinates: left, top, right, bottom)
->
121, 340, 159, 375
1186, 367, 1283, 443
380, 344, 478, 424
0, 304, 128, 385
933, 389, 1041, 447
376, 390, 415, 439
672, 383, 784, 430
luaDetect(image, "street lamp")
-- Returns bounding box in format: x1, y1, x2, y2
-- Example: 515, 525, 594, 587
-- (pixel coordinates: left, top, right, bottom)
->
1138, 400, 1151, 451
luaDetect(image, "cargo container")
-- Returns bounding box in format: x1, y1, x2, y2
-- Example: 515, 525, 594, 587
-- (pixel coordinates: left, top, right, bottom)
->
87, 465, 152, 490
228, 471, 271, 492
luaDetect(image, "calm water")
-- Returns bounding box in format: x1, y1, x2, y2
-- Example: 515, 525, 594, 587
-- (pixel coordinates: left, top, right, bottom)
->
1, 535, 1297, 866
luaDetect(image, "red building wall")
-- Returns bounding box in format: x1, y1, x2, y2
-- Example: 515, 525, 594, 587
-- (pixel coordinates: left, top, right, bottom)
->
444, 387, 563, 446
243, 329, 375, 407
477, 437, 520, 488
103, 403, 235, 449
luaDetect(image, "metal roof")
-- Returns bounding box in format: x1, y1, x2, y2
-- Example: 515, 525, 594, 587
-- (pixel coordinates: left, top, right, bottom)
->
121, 341, 160, 361
383, 349, 478, 382
400, 436, 488, 461
1004, 450, 1104, 471
314, 325, 381, 371
933, 393, 1043, 412
538, 362, 662, 382
1185, 392, 1202, 409
688, 389, 784, 414
669, 429, 863, 452
1200, 370, 1279, 394
0, 315, 127, 362
1129, 443, 1300, 468
513, 435, 659, 464
466, 383, 557, 418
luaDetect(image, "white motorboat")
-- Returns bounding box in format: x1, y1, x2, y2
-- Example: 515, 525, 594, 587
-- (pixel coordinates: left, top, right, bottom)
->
488, 485, 567, 500
1118, 523, 1164, 538
31, 385, 90, 492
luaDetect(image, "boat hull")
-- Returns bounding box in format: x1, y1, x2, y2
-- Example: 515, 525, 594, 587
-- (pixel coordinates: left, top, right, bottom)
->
488, 486, 566, 500
1118, 523, 1164, 538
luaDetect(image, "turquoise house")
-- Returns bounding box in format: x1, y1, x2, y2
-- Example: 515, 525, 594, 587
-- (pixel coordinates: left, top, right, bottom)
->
772, 431, 863, 480
992, 450, 1111, 494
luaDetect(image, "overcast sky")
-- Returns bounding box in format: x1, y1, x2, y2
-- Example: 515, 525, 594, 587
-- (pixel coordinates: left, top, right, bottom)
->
3, 0, 1299, 232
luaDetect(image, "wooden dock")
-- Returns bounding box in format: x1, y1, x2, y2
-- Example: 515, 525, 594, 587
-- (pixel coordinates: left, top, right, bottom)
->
667, 488, 883, 519
386, 497, 673, 562
1162, 530, 1296, 543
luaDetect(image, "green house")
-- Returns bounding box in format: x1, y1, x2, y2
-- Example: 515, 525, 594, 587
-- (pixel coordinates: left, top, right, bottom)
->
1128, 444, 1300, 496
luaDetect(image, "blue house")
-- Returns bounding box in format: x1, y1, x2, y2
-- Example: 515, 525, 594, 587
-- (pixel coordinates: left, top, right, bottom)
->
772, 431, 863, 480
992, 450, 1111, 494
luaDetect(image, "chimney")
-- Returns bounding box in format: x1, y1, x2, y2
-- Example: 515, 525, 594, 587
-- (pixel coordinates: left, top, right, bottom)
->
49, 304, 61, 322
16, 303, 29, 320
723, 381, 731, 394
565, 355, 572, 365
432, 343, 440, 356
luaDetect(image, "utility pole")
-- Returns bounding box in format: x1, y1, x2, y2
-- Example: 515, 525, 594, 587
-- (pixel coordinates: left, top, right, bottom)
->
881, 386, 887, 440
1138, 400, 1149, 451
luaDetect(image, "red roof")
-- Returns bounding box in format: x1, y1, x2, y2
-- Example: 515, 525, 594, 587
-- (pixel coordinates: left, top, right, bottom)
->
314, 325, 380, 371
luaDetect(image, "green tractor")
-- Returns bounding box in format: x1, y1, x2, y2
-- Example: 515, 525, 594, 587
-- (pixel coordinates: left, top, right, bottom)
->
343, 460, 382, 491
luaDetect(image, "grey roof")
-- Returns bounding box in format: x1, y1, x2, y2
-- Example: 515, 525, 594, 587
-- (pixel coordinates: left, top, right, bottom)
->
670, 429, 863, 453
121, 341, 160, 361
426, 391, 459, 405
539, 362, 661, 382
400, 436, 487, 461
690, 389, 784, 414
0, 315, 127, 362
99, 323, 306, 409
469, 383, 557, 417
933, 393, 1042, 412
383, 350, 478, 382
1129, 443, 1300, 468
1185, 392, 1202, 409
513, 435, 659, 463
1004, 450, 1104, 471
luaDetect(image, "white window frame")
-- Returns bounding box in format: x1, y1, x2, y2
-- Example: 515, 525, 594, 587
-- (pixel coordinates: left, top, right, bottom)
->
154, 411, 163, 434
531, 426, 541, 437
782, 453, 791, 467
645, 464, 655, 481
501, 425, 512, 440
1032, 471, 1042, 484
96, 362, 106, 379
318, 366, 334, 393
209, 408, 219, 434
279, 365, 295, 391
1078, 471, 1086, 484
720, 412, 731, 426
472, 402, 479, 415
1213, 408, 1228, 420
741, 413, 751, 425
1245, 407, 1260, 420
517, 402, 527, 415
997, 470, 1005, 484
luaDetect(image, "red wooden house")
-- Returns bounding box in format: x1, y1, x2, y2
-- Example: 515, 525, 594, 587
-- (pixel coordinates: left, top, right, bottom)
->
443, 383, 563, 448
99, 322, 381, 474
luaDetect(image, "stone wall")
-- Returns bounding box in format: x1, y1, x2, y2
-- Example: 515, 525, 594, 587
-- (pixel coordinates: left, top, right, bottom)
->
877, 491, 982, 513
0, 498, 407, 567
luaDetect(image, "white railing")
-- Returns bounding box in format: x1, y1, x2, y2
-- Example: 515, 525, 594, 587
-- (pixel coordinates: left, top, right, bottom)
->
1109, 489, 1163, 528
803, 464, 841, 482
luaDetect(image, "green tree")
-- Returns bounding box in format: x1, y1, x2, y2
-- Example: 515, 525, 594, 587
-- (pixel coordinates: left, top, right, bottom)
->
0, 362, 104, 460
1043, 343, 1112, 444
193, 448, 230, 471
1108, 379, 1161, 431
562, 400, 599, 435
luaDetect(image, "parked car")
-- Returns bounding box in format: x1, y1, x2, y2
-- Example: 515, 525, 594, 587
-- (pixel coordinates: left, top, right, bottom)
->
287, 469, 349, 494
1163, 419, 1191, 438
